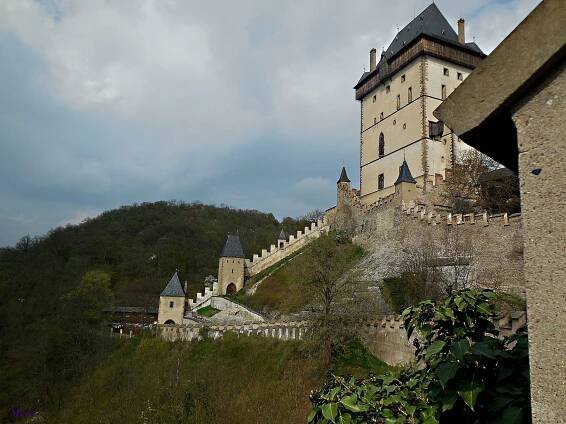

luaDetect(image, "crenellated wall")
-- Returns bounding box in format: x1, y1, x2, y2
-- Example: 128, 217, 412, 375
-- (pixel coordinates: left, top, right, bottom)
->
245, 218, 330, 277
158, 312, 526, 365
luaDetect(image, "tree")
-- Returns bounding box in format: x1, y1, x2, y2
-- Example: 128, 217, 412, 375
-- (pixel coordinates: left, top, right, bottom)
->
305, 232, 355, 318
443, 149, 499, 212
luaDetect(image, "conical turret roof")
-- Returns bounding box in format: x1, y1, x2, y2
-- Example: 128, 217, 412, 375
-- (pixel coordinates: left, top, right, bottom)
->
160, 271, 185, 297
394, 160, 417, 184
278, 229, 286, 240
220, 234, 245, 258
337, 166, 351, 183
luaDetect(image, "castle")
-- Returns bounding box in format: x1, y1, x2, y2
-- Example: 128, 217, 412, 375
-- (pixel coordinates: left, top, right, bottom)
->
354, 3, 485, 203
157, 3, 521, 326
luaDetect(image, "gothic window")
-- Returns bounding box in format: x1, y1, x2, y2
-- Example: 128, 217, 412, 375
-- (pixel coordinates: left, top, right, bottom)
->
378, 133, 385, 158
408, 86, 412, 102
441, 84, 447, 100
373, 95, 376, 103
443, 67, 449, 76
457, 72, 463, 81
378, 174, 384, 190
386, 85, 390, 93
396, 94, 401, 110
401, 74, 406, 83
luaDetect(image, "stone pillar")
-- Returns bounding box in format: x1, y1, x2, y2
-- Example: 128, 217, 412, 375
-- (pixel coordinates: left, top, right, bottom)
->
512, 65, 566, 423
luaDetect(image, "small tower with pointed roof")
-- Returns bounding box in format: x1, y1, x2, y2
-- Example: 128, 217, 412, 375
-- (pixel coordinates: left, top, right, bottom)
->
217, 234, 246, 295
277, 229, 286, 249
158, 271, 186, 324
394, 159, 418, 202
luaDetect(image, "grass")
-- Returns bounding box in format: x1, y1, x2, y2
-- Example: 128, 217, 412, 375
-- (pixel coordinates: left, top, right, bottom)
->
196, 305, 220, 317
52, 333, 389, 424
332, 338, 393, 378
237, 236, 364, 315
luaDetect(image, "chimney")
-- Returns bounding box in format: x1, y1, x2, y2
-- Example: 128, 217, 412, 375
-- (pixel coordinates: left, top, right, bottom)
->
369, 48, 377, 72
457, 19, 465, 43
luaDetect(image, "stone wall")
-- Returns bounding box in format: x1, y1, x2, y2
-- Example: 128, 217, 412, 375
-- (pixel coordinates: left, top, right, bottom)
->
159, 312, 526, 366
245, 218, 329, 277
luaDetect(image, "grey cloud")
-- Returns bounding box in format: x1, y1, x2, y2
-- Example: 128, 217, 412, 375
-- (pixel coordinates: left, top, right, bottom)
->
0, 0, 540, 246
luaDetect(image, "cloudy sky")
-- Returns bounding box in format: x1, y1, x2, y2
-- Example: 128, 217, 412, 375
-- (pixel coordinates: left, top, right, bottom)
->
0, 0, 540, 246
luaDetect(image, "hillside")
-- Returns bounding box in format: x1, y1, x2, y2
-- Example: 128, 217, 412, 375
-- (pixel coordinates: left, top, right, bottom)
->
0, 201, 315, 419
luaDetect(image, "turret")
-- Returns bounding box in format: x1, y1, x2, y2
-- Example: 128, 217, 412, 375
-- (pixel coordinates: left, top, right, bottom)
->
277, 229, 286, 249
157, 271, 186, 325
394, 159, 417, 202
217, 235, 246, 295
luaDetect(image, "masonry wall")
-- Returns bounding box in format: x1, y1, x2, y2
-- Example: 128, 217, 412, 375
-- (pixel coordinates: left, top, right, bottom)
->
512, 63, 566, 423
157, 296, 185, 325
218, 257, 245, 295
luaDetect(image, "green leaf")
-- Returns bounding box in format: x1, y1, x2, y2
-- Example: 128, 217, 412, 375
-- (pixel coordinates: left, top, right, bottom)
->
338, 413, 352, 424
435, 362, 459, 389
340, 395, 366, 413
321, 403, 338, 422
425, 340, 446, 360
450, 339, 470, 362
476, 302, 492, 315
440, 391, 459, 412
501, 406, 523, 423
457, 382, 484, 411
307, 407, 319, 422
471, 341, 497, 359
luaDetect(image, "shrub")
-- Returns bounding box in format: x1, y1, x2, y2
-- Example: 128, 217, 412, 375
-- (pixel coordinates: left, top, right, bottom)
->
308, 289, 530, 423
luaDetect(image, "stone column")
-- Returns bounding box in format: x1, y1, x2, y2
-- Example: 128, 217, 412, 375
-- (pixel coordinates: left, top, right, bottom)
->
512, 65, 566, 423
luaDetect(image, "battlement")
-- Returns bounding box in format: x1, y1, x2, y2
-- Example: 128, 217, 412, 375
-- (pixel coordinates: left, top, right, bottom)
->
338, 184, 397, 214
188, 281, 219, 310
400, 200, 521, 227
245, 218, 330, 277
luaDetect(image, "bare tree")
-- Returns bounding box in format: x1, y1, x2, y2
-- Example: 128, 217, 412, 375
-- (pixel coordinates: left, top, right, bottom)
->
301, 209, 326, 223
444, 149, 499, 212
441, 225, 476, 295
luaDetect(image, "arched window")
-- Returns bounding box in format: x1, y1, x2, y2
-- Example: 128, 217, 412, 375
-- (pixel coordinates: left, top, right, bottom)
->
378, 133, 385, 158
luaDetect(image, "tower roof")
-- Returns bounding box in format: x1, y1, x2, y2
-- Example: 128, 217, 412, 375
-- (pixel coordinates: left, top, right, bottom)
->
278, 229, 286, 240
337, 166, 351, 183
385, 3, 484, 60
160, 271, 185, 297
394, 160, 417, 185
220, 234, 245, 258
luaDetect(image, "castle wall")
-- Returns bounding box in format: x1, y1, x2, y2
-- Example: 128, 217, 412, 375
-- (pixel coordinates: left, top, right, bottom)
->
245, 218, 329, 277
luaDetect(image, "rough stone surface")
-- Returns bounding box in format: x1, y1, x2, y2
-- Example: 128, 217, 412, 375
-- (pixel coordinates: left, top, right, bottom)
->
513, 63, 566, 423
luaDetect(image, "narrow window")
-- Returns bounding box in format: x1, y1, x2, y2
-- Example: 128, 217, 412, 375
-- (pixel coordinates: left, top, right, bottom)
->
373, 95, 376, 103
379, 133, 385, 158
441, 84, 447, 100
380, 112, 384, 120
457, 72, 463, 81
443, 67, 449, 76
386, 85, 390, 93
403, 123, 407, 130
169, 301, 174, 308
396, 94, 400, 110
232, 269, 234, 274
374, 117, 377, 124
378, 174, 384, 190
408, 86, 412, 102
401, 74, 406, 83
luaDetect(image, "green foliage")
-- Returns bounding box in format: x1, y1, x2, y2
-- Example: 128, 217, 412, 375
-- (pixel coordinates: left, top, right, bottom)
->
331, 339, 392, 378
239, 232, 364, 316
55, 334, 326, 424
0, 201, 310, 418
309, 289, 531, 424
379, 273, 416, 313
195, 305, 220, 317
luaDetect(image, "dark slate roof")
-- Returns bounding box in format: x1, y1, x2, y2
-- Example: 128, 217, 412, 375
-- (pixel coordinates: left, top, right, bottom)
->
337, 166, 351, 183
278, 229, 286, 240
394, 160, 417, 184
160, 271, 185, 297
356, 4, 485, 88
220, 234, 245, 258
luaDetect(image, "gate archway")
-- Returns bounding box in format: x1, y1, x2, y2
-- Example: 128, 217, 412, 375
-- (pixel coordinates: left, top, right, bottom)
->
226, 283, 237, 295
